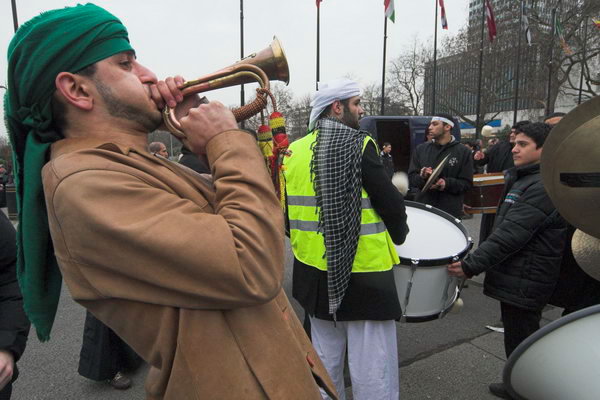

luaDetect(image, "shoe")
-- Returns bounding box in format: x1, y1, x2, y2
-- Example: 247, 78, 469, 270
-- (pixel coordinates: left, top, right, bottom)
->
485, 320, 504, 333
485, 324, 504, 333
109, 371, 132, 390
489, 382, 511, 399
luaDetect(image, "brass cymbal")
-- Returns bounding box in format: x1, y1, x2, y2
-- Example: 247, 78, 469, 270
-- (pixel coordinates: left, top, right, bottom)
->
572, 229, 600, 282
422, 155, 449, 192
541, 96, 600, 238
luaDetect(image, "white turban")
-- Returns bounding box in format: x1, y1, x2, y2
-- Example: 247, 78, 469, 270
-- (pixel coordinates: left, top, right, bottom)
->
308, 78, 361, 131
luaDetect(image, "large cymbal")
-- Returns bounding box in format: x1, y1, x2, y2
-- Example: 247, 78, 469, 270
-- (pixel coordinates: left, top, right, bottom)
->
572, 229, 600, 282
541, 96, 600, 238
422, 155, 449, 192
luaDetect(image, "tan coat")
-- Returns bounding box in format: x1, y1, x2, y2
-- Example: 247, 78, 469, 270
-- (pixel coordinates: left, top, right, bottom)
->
42, 131, 337, 400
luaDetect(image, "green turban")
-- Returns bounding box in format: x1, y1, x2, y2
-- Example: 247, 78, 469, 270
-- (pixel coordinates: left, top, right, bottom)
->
4, 3, 134, 341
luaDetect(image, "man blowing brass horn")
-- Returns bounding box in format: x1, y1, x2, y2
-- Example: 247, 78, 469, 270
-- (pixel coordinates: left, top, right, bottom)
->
4, 4, 336, 399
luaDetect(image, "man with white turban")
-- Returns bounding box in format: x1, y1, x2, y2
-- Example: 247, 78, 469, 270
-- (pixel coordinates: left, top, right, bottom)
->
284, 79, 409, 399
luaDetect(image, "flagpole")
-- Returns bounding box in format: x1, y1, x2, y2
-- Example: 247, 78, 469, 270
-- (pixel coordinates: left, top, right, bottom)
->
381, 16, 388, 115
513, 0, 525, 125
432, 0, 438, 115
577, 16, 589, 105
11, 0, 18, 32
316, 3, 320, 91
546, 6, 557, 117
240, 0, 245, 129
475, 1, 486, 140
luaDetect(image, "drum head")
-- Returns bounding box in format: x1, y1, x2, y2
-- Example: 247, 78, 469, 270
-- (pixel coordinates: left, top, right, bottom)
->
395, 201, 472, 266
504, 304, 600, 400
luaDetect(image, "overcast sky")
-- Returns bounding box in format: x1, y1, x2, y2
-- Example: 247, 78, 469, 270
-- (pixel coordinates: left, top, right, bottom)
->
0, 0, 470, 138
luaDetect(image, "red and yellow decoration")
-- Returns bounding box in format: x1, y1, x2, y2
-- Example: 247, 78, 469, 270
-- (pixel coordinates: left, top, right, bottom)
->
256, 106, 290, 207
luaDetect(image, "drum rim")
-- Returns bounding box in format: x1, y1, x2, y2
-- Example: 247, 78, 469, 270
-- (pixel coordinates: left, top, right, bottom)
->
398, 201, 473, 267
503, 304, 600, 400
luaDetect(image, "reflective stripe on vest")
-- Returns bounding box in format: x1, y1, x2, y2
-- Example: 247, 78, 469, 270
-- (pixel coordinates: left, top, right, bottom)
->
283, 131, 399, 272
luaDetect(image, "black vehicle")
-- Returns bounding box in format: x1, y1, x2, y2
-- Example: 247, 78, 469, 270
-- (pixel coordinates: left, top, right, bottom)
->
359, 116, 462, 174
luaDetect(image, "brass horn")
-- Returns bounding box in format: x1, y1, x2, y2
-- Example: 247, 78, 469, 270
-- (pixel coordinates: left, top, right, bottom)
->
163, 36, 289, 139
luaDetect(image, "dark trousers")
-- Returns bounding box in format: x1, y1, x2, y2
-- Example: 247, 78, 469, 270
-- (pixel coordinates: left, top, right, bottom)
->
500, 302, 541, 358
78, 312, 142, 381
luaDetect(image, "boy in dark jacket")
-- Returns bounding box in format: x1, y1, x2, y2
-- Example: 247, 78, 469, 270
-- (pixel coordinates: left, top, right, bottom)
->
473, 121, 529, 244
448, 122, 567, 399
408, 113, 473, 218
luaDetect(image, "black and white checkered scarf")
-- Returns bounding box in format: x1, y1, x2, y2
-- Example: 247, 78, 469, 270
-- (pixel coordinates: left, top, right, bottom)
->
310, 117, 366, 317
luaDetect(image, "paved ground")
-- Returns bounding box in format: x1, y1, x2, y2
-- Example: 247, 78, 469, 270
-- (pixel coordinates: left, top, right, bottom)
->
4, 210, 564, 399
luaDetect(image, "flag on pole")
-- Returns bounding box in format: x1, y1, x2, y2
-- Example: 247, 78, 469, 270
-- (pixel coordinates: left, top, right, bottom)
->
592, 18, 600, 30
555, 16, 574, 56
439, 0, 448, 30
523, 2, 532, 45
316, 0, 322, 7
384, 0, 395, 23
485, 0, 497, 41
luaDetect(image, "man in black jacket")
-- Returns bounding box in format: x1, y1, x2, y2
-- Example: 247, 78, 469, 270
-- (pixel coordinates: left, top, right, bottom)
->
178, 145, 210, 174
473, 120, 530, 244
448, 122, 567, 399
380, 142, 394, 180
473, 121, 529, 175
0, 212, 30, 400
408, 113, 473, 218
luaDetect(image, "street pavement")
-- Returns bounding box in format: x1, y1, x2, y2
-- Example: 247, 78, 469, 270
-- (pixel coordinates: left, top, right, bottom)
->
6, 211, 564, 399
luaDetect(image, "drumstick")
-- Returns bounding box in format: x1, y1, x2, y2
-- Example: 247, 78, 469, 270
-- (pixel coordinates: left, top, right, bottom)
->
449, 278, 467, 314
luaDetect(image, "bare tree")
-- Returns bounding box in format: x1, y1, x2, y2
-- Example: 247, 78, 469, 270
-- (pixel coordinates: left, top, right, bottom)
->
388, 38, 429, 115
423, 0, 600, 134
360, 82, 411, 117
286, 94, 312, 142
529, 0, 600, 109
240, 82, 306, 140
429, 29, 504, 131
361, 83, 383, 116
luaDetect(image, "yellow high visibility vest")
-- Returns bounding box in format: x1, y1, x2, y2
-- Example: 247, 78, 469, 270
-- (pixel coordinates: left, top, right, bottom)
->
283, 131, 399, 272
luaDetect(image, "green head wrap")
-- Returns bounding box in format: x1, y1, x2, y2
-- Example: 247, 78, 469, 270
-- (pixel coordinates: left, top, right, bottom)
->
4, 3, 134, 341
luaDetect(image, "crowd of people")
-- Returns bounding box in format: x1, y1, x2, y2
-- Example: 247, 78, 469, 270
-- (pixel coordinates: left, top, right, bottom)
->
1, 4, 599, 400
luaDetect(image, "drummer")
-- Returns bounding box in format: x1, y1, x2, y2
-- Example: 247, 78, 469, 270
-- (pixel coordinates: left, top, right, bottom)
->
448, 122, 567, 399
407, 113, 473, 218
283, 78, 409, 399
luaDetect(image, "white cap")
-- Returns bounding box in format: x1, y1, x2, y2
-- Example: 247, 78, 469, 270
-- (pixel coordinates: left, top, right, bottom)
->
308, 78, 361, 131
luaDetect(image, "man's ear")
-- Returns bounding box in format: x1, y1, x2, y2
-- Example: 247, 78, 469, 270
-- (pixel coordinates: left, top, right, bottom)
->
331, 100, 344, 117
55, 72, 94, 111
